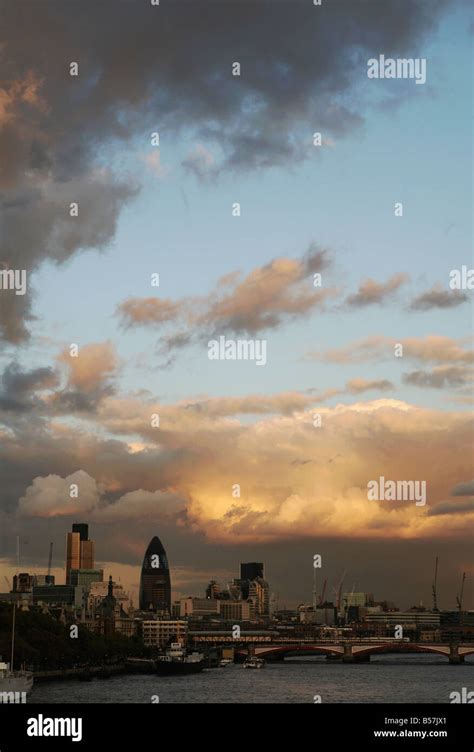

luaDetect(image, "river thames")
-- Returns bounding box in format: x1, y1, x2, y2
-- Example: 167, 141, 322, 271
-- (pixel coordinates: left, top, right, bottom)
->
30, 654, 473, 704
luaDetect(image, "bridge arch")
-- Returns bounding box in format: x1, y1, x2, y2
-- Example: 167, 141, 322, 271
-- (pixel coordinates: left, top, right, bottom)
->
236, 642, 474, 662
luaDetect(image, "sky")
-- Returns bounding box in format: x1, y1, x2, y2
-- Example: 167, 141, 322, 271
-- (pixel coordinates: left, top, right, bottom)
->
0, 0, 472, 611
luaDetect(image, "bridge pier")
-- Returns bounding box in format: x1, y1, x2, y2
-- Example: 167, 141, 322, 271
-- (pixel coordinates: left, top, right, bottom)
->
449, 644, 465, 665
342, 644, 354, 663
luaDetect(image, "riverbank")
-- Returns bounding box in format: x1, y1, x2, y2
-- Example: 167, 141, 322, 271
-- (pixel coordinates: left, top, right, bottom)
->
33, 664, 127, 682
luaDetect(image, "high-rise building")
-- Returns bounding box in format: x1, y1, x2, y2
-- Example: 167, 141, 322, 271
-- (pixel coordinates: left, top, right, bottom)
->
248, 577, 270, 617
238, 563, 269, 615
69, 569, 103, 591
66, 532, 81, 582
139, 536, 171, 614
206, 580, 221, 600
72, 523, 89, 541
66, 523, 95, 584
240, 562, 264, 581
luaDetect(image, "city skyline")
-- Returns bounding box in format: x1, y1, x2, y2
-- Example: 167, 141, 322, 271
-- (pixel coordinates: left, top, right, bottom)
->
1, 522, 470, 614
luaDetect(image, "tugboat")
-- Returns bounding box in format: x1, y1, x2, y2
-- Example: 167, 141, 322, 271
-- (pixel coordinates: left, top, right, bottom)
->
155, 643, 204, 676
0, 604, 33, 701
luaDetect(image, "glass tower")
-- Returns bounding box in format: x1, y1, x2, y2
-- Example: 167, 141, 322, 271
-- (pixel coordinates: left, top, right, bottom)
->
139, 536, 171, 614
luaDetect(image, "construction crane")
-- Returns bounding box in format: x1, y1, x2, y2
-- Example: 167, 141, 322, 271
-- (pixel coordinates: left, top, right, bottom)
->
432, 556, 439, 611
47, 542, 53, 578
312, 565, 317, 611
332, 570, 346, 611
318, 578, 327, 607
456, 572, 466, 611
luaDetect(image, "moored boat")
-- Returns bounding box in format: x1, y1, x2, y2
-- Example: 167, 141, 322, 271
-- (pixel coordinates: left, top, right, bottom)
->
0, 661, 33, 699
155, 643, 204, 675
243, 656, 265, 669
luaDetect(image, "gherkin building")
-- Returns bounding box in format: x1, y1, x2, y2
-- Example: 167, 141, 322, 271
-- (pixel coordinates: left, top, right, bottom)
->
139, 536, 171, 614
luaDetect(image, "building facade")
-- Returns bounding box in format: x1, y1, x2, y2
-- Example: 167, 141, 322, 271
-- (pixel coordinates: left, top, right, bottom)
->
142, 620, 188, 648
66, 523, 95, 584
139, 536, 172, 614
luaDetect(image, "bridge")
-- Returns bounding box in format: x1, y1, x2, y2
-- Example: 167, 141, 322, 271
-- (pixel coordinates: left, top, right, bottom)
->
236, 642, 474, 664
189, 634, 474, 664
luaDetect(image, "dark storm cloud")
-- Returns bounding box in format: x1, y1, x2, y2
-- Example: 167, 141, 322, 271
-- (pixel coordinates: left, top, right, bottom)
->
0, 361, 58, 412
428, 498, 474, 516
0, 0, 446, 341
452, 480, 474, 496
0, 342, 119, 419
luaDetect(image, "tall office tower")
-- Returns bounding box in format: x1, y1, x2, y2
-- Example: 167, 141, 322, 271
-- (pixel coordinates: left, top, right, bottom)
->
72, 523, 89, 541
66, 523, 95, 583
248, 577, 270, 617
240, 562, 264, 581
80, 539, 95, 569
139, 536, 172, 614
66, 531, 81, 583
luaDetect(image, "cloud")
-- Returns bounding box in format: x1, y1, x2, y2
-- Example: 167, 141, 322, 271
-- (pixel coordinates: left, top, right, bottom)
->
94, 489, 186, 522
410, 285, 468, 310
117, 298, 181, 328
142, 150, 169, 178
18, 471, 186, 522
311, 335, 473, 366
7, 395, 472, 543
0, 362, 58, 412
346, 378, 394, 394
117, 245, 336, 355
182, 144, 217, 181
0, 171, 137, 343
57, 341, 119, 392
0, 342, 122, 418
181, 392, 318, 417
428, 498, 474, 516
452, 480, 474, 496
403, 365, 472, 389
0, 0, 447, 341
18, 470, 101, 517
345, 273, 408, 307
198, 246, 334, 335
37, 341, 122, 414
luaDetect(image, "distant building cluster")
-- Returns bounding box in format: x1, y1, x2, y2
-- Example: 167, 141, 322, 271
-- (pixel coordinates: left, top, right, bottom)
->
0, 527, 274, 648
174, 562, 270, 622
